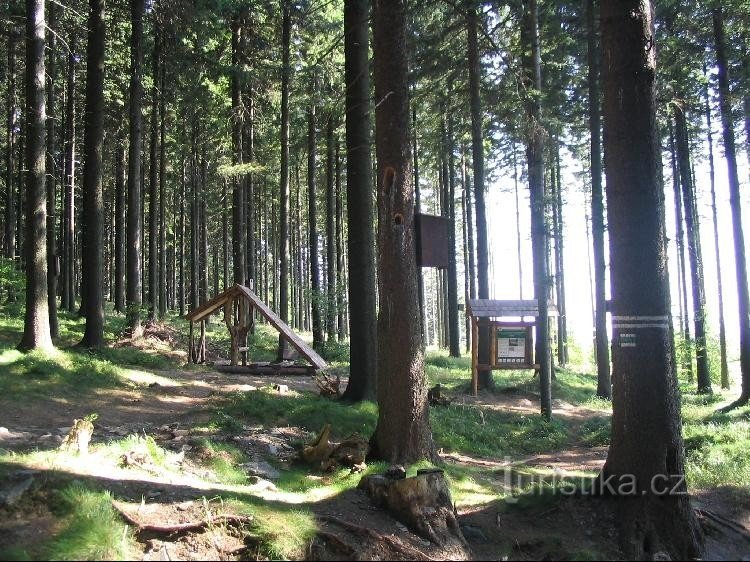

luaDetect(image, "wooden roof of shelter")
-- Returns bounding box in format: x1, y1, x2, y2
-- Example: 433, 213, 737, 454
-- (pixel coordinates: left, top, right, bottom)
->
467, 299, 559, 319
185, 284, 328, 370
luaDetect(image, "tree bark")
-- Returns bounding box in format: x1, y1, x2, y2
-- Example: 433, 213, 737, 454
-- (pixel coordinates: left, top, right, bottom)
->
713, 7, 750, 405
553, 144, 567, 366
126, 0, 145, 336
445, 114, 460, 358
308, 104, 324, 351
147, 15, 159, 322
673, 103, 711, 393
231, 13, 246, 287
114, 133, 126, 313
62, 35, 76, 312
341, 0, 377, 402
522, 0, 551, 419
18, 0, 53, 351
79, 0, 106, 348
278, 1, 291, 323
158, 45, 166, 317
4, 22, 18, 296
326, 115, 337, 344
466, 2, 491, 388
703, 68, 729, 389
587, 0, 610, 399
600, 1, 702, 557
45, 2, 58, 337
370, 0, 435, 464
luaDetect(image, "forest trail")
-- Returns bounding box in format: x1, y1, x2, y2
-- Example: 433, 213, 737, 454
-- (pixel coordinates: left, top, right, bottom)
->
2, 359, 748, 560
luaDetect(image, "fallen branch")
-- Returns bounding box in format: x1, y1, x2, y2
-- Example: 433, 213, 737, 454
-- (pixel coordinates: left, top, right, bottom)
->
113, 503, 253, 536
318, 515, 434, 561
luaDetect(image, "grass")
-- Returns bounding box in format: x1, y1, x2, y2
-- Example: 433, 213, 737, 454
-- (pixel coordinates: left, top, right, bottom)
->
46, 484, 138, 560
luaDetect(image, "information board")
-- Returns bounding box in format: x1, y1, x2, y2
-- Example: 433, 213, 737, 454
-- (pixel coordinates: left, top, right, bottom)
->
495, 327, 531, 366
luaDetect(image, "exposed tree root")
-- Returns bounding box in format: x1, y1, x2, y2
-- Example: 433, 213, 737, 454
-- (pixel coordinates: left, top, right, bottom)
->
696, 508, 750, 544
113, 503, 253, 537
318, 515, 434, 561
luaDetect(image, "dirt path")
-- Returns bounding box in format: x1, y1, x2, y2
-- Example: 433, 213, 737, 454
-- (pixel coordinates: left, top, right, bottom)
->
0, 364, 323, 451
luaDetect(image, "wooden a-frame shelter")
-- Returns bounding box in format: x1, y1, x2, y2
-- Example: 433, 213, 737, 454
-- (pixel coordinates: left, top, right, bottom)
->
185, 284, 328, 372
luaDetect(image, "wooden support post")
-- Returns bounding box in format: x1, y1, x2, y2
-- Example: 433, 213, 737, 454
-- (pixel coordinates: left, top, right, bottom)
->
471, 317, 478, 396
199, 320, 206, 363
189, 321, 195, 363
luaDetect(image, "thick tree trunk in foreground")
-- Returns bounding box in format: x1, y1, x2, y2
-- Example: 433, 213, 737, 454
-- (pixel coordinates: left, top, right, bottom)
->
600, 1, 702, 558
341, 0, 377, 402
466, 3, 491, 388
713, 7, 750, 405
19, 0, 53, 351
79, 0, 106, 348
674, 104, 711, 393
587, 0, 610, 399
370, 0, 435, 464
126, 0, 145, 337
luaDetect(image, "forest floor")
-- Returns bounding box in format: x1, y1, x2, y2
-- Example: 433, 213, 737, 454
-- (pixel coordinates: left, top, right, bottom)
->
0, 304, 749, 560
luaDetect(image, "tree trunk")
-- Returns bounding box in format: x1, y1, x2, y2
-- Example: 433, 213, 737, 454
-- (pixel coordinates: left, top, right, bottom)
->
147, 17, 159, 322
466, 3, 491, 388
370, 0, 435, 464
446, 114, 460, 358
703, 68, 729, 389
79, 0, 106, 348
413, 104, 425, 344
126, 0, 145, 336
231, 13, 246, 287
587, 0, 610, 399
553, 144, 567, 366
158, 48, 166, 317
308, 104, 324, 351
278, 1, 290, 323
600, 1, 703, 557
4, 22, 18, 301
341, 0, 377, 402
522, 0, 551, 418
669, 121, 693, 382
62, 35, 76, 312
114, 133, 126, 313
46, 2, 58, 337
674, 103, 711, 393
178, 156, 185, 315
326, 115, 337, 344
713, 7, 750, 405
335, 139, 345, 341
18, 0, 53, 351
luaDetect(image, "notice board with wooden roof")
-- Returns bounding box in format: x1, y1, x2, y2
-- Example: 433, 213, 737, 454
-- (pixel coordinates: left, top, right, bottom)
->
185, 284, 328, 371
466, 299, 559, 395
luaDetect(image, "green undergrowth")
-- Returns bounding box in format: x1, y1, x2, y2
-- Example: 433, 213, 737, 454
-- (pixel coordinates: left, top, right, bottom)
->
45, 484, 138, 560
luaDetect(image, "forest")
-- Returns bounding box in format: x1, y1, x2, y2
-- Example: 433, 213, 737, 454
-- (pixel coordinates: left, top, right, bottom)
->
0, 0, 749, 560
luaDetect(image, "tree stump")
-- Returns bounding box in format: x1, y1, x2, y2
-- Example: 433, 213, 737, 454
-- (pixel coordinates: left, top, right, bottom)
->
59, 418, 95, 455
358, 468, 468, 549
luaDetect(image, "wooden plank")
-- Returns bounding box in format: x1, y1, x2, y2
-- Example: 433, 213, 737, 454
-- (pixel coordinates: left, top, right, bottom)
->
186, 292, 232, 322
236, 285, 328, 370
